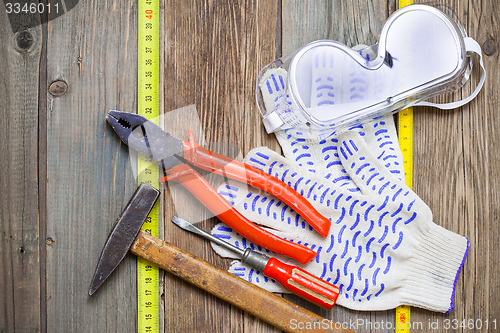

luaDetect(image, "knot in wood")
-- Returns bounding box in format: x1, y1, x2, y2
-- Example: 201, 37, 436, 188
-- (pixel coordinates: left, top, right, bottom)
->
49, 80, 68, 97
15, 30, 34, 51
482, 39, 496, 56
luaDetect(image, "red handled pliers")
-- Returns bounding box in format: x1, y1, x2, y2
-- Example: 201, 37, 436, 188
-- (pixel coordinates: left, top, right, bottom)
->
106, 110, 331, 264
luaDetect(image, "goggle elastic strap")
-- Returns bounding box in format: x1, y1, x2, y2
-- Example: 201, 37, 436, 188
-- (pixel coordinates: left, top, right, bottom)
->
263, 111, 285, 133
415, 37, 486, 110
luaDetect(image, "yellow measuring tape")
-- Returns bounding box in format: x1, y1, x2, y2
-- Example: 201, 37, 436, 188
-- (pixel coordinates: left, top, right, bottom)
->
396, 2, 412, 333
137, 0, 160, 331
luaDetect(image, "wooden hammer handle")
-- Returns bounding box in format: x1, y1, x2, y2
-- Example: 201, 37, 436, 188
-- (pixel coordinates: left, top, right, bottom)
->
130, 230, 353, 333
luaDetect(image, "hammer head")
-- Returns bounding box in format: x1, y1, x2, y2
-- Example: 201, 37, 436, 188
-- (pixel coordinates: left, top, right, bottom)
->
89, 183, 160, 295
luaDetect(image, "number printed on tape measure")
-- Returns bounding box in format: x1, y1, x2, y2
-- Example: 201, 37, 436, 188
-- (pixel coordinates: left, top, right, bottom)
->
397, 1, 413, 332
397, 106, 412, 333
138, 0, 160, 332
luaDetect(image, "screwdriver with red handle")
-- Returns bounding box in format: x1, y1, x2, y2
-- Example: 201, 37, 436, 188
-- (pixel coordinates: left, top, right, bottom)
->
172, 216, 340, 310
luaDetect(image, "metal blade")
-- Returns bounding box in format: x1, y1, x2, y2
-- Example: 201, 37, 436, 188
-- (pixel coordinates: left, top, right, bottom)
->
89, 183, 160, 295
106, 110, 185, 170
172, 216, 245, 256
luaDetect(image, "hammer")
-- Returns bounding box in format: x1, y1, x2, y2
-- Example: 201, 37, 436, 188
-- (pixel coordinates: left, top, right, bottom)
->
89, 183, 353, 333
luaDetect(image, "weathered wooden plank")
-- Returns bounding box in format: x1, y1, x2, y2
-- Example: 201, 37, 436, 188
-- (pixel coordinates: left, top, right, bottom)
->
282, 1, 394, 332
411, 0, 500, 332
2, 1, 489, 332
44, 0, 138, 331
0, 0, 496, 332
282, 0, 396, 55
460, 1, 500, 329
163, 0, 279, 331
0, 9, 42, 333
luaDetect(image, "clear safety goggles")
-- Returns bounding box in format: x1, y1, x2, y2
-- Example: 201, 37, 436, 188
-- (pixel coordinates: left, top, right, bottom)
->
258, 4, 485, 133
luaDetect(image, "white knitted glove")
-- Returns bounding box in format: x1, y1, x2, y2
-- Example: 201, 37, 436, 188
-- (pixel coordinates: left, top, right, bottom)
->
212, 131, 468, 313
211, 46, 468, 312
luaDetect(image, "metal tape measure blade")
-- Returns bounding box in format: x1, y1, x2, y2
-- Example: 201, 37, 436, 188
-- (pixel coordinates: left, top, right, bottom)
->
138, 0, 160, 332
396, 4, 412, 331
396, 107, 413, 333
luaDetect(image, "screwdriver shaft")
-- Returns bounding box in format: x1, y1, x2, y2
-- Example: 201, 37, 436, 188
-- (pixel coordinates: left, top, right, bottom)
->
173, 216, 340, 309
172, 216, 245, 256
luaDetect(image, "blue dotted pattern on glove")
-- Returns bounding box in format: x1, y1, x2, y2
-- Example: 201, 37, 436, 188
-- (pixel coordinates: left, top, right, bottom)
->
215, 134, 420, 303
281, 118, 402, 182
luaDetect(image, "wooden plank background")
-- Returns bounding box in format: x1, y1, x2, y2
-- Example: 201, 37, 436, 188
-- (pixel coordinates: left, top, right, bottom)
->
0, 7, 42, 333
0, 0, 498, 332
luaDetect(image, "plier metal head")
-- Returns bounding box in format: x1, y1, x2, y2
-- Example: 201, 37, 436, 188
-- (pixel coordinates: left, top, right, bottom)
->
106, 110, 331, 264
106, 110, 184, 170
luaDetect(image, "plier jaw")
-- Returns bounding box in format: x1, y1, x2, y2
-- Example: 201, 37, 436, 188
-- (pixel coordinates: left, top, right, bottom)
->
106, 110, 184, 170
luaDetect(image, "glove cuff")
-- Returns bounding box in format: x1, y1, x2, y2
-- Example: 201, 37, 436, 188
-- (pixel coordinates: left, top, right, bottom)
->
399, 223, 469, 313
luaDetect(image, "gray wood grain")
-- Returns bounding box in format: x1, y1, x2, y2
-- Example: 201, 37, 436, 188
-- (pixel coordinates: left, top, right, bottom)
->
1, 0, 498, 332
43, 0, 138, 331
0, 9, 42, 333
282, 0, 396, 55
162, 0, 279, 332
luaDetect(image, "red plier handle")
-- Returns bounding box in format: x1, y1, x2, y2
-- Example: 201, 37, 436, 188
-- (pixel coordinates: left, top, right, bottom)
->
181, 131, 331, 237
161, 163, 316, 264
